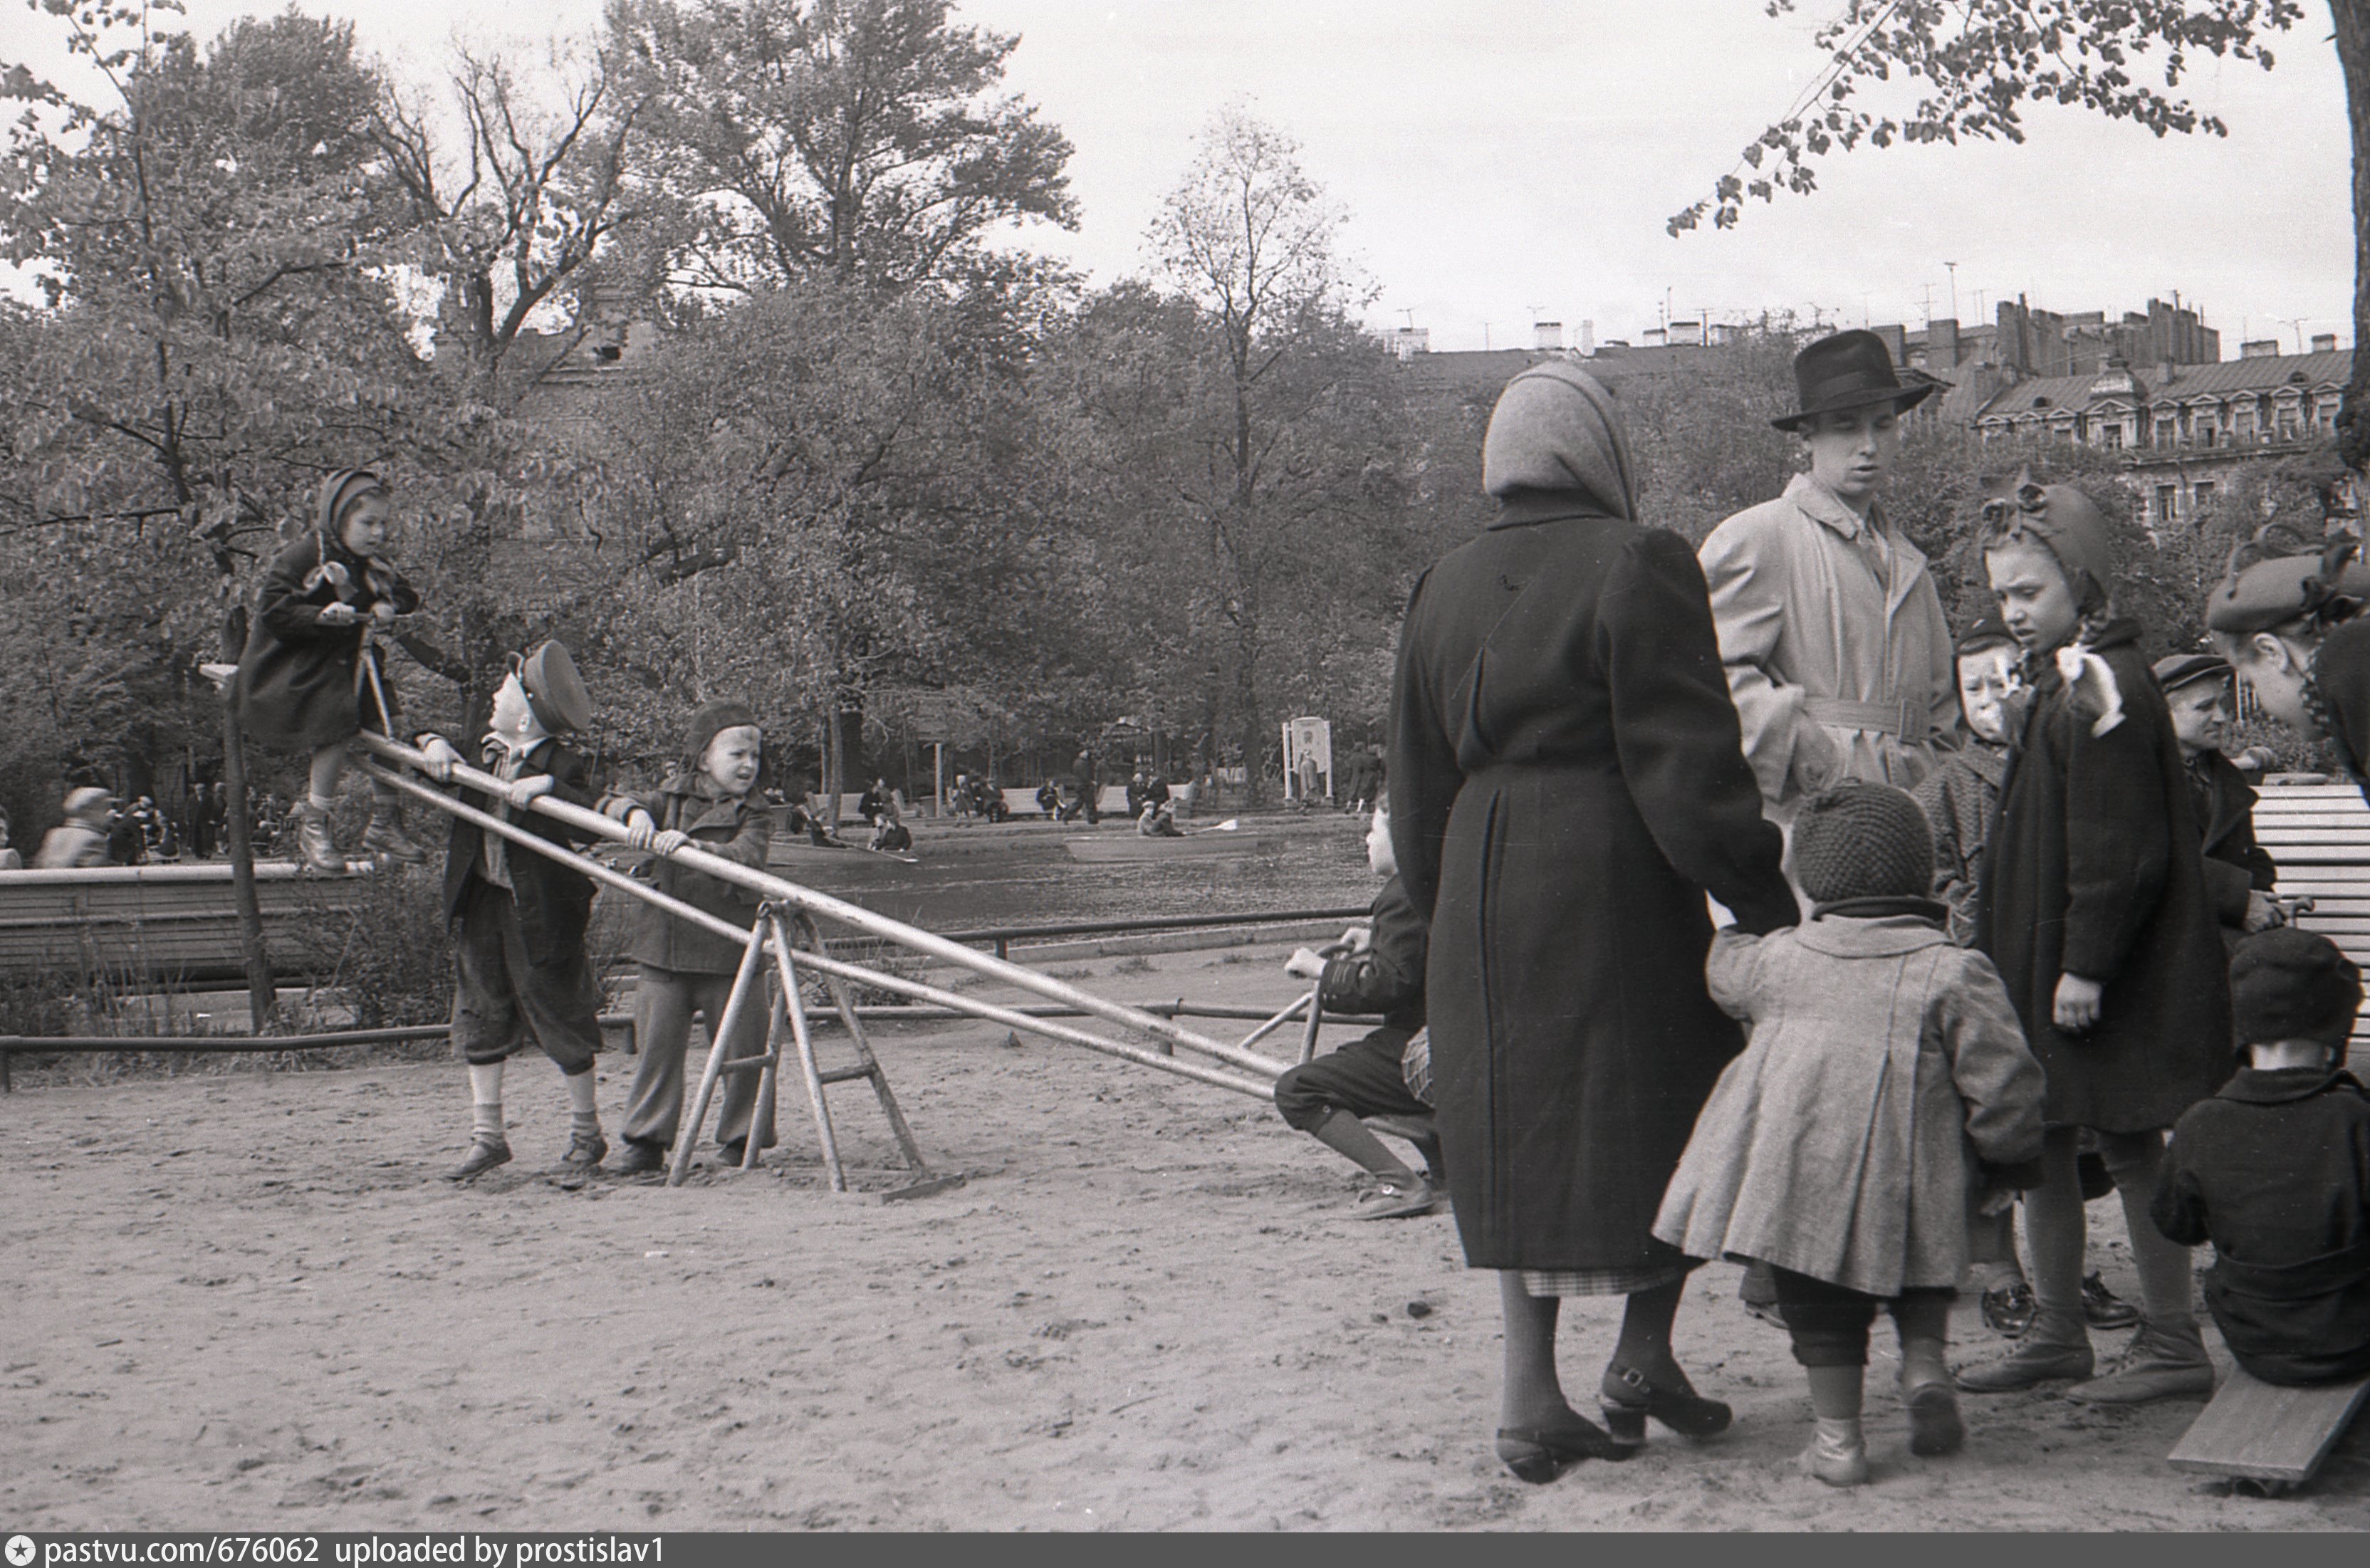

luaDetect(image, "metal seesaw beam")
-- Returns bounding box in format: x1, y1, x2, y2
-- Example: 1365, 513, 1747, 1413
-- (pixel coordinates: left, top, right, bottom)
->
355, 751, 1278, 1100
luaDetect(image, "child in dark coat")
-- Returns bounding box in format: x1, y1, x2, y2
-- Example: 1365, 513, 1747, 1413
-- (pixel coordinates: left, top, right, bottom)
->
2154, 929, 2370, 1386
234, 469, 427, 872
1959, 474, 2232, 1404
1271, 803, 1439, 1221
1914, 616, 2016, 946
606, 701, 776, 1174
2154, 653, 2282, 944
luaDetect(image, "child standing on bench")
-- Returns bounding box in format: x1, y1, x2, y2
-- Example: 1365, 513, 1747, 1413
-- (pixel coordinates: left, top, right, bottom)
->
1271, 800, 1439, 1220
605, 701, 776, 1176
1655, 783, 2045, 1485
2153, 928, 2370, 1386
414, 642, 616, 1183
234, 469, 429, 872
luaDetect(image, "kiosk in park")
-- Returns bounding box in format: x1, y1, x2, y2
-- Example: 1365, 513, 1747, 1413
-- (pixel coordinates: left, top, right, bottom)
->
1281, 717, 1332, 804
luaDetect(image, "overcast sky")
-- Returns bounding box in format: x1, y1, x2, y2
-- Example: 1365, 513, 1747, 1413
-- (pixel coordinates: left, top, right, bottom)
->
6, 0, 2351, 356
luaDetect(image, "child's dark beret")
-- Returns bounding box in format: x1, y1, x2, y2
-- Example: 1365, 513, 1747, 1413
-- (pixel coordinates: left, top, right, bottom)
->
2230, 926, 2362, 1051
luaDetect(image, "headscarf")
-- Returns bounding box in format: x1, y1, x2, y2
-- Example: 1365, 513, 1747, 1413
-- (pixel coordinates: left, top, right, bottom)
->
305, 468, 400, 605
1978, 470, 2116, 610
1480, 362, 1636, 523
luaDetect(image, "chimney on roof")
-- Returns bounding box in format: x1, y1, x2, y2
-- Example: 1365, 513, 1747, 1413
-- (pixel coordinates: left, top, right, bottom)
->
1579, 320, 1596, 355
2243, 339, 2280, 359
1534, 320, 1563, 352
2314, 333, 2339, 354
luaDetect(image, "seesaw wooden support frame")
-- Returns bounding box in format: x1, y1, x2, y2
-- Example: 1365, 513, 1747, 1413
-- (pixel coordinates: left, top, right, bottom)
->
355, 736, 1285, 1111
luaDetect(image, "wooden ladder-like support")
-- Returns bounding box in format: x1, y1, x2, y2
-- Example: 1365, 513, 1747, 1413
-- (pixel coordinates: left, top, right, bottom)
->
668, 904, 958, 1199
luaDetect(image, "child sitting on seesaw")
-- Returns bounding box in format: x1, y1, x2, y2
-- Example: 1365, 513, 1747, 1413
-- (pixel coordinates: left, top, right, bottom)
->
1656, 783, 2045, 1486
2152, 928, 2370, 1388
1270, 800, 1439, 1221
234, 469, 429, 872
603, 700, 776, 1176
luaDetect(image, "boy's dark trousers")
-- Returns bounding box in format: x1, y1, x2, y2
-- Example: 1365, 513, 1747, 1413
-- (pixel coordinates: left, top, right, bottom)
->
451, 877, 602, 1075
621, 966, 774, 1154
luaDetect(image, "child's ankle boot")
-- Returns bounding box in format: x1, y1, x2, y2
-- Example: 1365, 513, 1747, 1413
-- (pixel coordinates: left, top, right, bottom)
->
362, 799, 429, 865
1802, 1417, 1868, 1487
291, 800, 343, 874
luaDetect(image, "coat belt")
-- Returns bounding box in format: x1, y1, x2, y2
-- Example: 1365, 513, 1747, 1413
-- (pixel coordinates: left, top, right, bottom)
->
1802, 695, 1921, 738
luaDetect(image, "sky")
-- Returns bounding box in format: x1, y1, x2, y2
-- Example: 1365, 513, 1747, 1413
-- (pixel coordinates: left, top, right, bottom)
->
4, 0, 2353, 356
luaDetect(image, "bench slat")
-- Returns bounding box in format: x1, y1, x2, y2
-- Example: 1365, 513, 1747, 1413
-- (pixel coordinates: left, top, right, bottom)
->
2166, 1363, 2370, 1483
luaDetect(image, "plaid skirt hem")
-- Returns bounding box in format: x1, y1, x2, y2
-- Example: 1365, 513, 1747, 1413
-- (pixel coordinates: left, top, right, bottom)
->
1520, 1260, 1692, 1298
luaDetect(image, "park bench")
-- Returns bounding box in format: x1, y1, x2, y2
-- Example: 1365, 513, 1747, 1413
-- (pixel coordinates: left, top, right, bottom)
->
2161, 778, 2370, 1493
0, 862, 366, 984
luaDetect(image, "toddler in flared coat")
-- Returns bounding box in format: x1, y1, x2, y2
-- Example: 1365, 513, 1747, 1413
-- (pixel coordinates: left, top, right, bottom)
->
1656, 783, 2045, 1485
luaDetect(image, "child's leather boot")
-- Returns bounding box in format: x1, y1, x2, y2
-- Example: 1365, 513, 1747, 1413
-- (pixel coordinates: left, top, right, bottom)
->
1801, 1418, 1868, 1487
2064, 1319, 2214, 1404
362, 800, 429, 865
1955, 1310, 2092, 1391
291, 800, 343, 874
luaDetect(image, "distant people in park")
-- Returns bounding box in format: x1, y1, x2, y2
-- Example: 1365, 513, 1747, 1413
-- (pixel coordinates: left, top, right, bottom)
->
412, 640, 617, 1184
34, 787, 114, 869
869, 792, 914, 852
783, 798, 835, 847
1035, 778, 1060, 818
606, 700, 776, 1177
2151, 928, 2370, 1388
1053, 775, 1090, 824
253, 790, 283, 852
1072, 747, 1102, 824
1144, 770, 1171, 811
1135, 799, 1183, 837
970, 775, 1010, 822
858, 776, 892, 827
1125, 768, 1149, 820
2154, 652, 2283, 946
1271, 800, 1441, 1220
0, 807, 19, 869
106, 802, 143, 865
1655, 783, 2045, 1486
233, 469, 429, 873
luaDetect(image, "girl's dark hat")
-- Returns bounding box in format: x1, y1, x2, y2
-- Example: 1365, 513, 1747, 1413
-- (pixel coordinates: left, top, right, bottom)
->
1770, 330, 1936, 432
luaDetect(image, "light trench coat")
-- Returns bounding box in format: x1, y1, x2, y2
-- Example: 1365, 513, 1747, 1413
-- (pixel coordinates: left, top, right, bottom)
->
1653, 916, 2047, 1296
1698, 474, 1960, 820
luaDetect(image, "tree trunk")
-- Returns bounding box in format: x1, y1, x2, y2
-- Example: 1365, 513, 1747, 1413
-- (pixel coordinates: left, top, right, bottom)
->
218, 610, 275, 1032
2334, 0, 2370, 473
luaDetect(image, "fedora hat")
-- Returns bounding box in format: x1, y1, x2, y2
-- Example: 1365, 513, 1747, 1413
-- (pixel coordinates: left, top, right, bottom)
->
1770, 329, 1935, 432
514, 640, 592, 735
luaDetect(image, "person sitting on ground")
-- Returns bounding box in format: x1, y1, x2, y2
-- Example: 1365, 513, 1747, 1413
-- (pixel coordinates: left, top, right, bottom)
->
869, 798, 913, 852
1136, 799, 1184, 837
1656, 783, 2046, 1485
2153, 927, 2370, 1386
33, 788, 113, 869
1271, 802, 1441, 1220
2154, 652, 2283, 946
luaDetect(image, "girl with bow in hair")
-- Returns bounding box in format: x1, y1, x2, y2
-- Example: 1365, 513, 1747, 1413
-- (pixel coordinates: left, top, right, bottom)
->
232, 469, 427, 872
1956, 475, 2232, 1404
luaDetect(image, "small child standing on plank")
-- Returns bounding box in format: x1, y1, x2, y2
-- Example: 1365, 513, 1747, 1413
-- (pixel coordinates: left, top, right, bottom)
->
605, 701, 776, 1176
1656, 783, 2045, 1485
414, 641, 616, 1183
234, 469, 429, 872
2153, 928, 2370, 1387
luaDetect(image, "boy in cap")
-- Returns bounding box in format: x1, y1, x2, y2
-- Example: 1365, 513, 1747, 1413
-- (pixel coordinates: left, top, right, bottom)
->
1914, 615, 2017, 946
2153, 928, 2370, 1386
414, 641, 617, 1182
604, 700, 776, 1174
2154, 652, 2282, 943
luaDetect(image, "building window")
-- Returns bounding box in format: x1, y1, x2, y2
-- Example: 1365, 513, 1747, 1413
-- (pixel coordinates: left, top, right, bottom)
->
2156, 484, 2178, 522
2155, 418, 2178, 448
2100, 422, 2122, 450
2194, 481, 2218, 511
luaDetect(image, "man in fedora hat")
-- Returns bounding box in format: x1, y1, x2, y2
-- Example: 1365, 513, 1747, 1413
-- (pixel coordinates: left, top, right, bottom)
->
1698, 328, 1962, 1325
414, 639, 620, 1183
1699, 329, 1960, 825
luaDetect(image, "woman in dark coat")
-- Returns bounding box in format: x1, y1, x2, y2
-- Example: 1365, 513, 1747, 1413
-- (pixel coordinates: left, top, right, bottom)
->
1389, 362, 1797, 1481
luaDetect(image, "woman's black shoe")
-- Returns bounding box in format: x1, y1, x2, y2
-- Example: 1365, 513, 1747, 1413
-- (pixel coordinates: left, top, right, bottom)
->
1494, 1416, 1634, 1483
1599, 1361, 1733, 1444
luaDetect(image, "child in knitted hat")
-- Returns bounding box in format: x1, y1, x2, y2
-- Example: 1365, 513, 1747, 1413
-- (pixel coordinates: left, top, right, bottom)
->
2152, 928, 2370, 1386
1655, 782, 2045, 1486
604, 700, 776, 1175
1958, 474, 2234, 1405
1914, 615, 2017, 946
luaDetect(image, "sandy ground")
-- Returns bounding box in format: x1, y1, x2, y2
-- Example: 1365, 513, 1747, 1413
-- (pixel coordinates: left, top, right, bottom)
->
5, 943, 2369, 1533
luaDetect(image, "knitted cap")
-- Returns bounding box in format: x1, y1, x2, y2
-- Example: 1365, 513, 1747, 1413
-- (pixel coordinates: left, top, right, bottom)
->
1790, 782, 1934, 905
685, 699, 761, 770
2230, 927, 2362, 1051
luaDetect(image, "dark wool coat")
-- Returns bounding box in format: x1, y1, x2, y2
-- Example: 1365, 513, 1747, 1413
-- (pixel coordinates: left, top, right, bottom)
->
434, 736, 604, 969
2187, 749, 2278, 928
234, 532, 419, 754
1973, 624, 2234, 1132
1391, 512, 1797, 1273
1318, 876, 1427, 1033
620, 774, 773, 976
1912, 741, 2005, 946
2154, 1067, 2370, 1386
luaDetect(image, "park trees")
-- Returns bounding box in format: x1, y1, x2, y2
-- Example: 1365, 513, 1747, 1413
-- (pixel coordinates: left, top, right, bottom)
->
605, 0, 1077, 295
1661, 1, 2370, 470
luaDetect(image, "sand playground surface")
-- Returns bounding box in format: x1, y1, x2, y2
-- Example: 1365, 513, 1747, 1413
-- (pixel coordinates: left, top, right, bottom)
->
6, 942, 2370, 1533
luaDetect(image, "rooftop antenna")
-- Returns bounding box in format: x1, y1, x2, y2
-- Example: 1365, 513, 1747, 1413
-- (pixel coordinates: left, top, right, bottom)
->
1398, 308, 1415, 330
2281, 317, 2309, 353
1944, 261, 1959, 322
1481, 320, 1492, 351
1918, 285, 1932, 325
